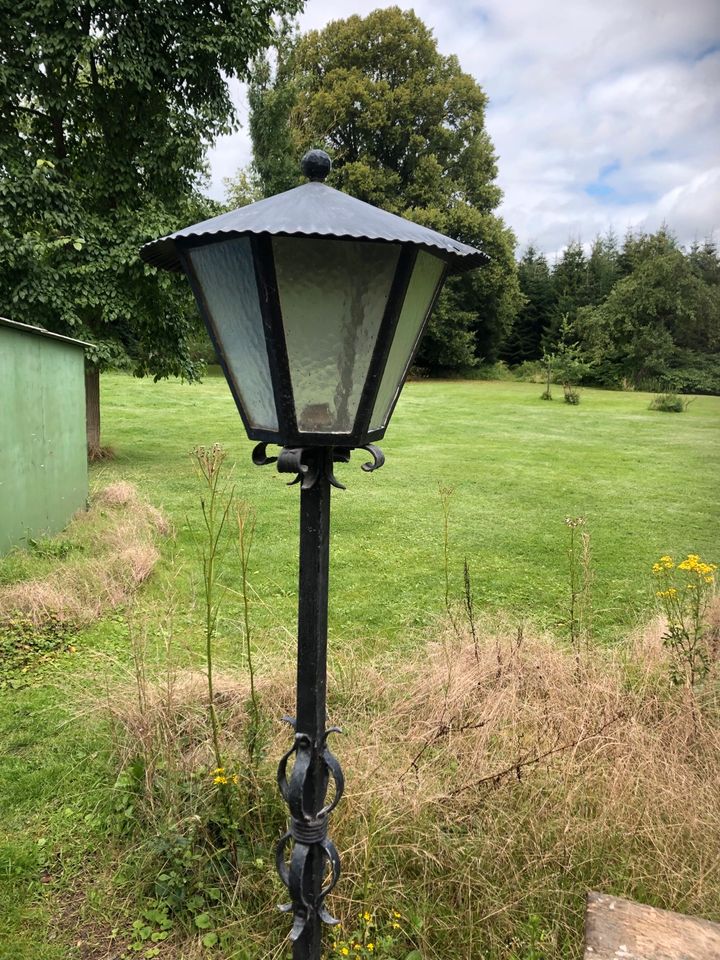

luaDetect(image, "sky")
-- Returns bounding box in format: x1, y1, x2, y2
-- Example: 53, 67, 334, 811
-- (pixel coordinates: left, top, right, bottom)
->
206, 0, 720, 258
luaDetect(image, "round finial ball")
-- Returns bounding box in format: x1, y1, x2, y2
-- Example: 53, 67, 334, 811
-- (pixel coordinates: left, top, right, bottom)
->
301, 149, 332, 182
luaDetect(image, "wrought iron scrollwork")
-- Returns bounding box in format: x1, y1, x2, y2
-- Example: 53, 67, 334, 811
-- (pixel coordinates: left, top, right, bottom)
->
275, 720, 345, 940
252, 443, 385, 490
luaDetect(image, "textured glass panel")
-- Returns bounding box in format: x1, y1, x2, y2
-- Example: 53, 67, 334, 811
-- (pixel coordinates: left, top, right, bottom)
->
189, 238, 278, 431
273, 237, 400, 434
370, 250, 445, 430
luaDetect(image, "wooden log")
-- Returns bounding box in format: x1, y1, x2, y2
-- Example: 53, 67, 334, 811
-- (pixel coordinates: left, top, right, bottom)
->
584, 892, 720, 960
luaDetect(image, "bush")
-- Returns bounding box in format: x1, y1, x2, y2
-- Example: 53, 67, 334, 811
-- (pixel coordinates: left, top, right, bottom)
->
664, 353, 720, 396
564, 386, 581, 404
429, 361, 515, 381
649, 392, 687, 413
514, 360, 546, 383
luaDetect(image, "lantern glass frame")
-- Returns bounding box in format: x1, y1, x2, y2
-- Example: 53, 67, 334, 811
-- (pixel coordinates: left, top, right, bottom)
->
178, 234, 447, 449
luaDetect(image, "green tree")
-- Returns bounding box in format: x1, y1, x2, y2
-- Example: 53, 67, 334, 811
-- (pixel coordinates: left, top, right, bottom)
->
244, 7, 521, 370
247, 23, 299, 200
617, 225, 677, 277
575, 243, 720, 389
553, 315, 592, 402
500, 245, 554, 364
587, 231, 620, 305
544, 239, 589, 348
688, 237, 720, 287
0, 0, 300, 455
223, 167, 264, 209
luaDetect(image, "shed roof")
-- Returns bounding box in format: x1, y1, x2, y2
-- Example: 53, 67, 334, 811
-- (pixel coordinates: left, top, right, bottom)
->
0, 317, 93, 349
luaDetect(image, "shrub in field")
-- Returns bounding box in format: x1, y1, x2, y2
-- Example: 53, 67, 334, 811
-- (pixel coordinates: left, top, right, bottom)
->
108, 665, 286, 955
649, 392, 690, 412
540, 351, 554, 400
653, 553, 718, 687
103, 447, 280, 954
513, 360, 546, 383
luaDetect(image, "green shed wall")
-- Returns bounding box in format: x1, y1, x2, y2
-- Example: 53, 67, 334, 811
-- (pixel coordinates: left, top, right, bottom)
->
0, 324, 88, 554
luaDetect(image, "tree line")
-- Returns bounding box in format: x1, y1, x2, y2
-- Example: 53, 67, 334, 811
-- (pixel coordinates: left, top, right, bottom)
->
234, 8, 719, 394
502, 231, 720, 395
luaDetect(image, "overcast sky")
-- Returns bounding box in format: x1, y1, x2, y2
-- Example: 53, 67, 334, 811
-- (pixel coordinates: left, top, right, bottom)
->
206, 0, 720, 258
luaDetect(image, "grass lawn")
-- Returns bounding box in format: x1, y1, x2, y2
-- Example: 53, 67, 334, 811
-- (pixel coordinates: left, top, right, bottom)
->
0, 373, 718, 958
97, 372, 718, 648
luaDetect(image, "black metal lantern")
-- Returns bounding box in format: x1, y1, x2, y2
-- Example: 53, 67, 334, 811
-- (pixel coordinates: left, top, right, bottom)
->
140, 151, 487, 959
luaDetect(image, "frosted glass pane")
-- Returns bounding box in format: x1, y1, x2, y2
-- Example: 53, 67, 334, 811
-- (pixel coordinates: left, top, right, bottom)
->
189, 238, 278, 431
370, 250, 445, 430
273, 237, 400, 434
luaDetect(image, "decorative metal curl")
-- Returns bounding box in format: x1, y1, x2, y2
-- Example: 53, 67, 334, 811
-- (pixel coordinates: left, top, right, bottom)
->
251, 442, 384, 490
275, 720, 345, 940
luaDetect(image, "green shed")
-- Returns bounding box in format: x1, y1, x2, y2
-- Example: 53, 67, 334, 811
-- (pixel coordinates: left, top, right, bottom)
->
0, 317, 90, 554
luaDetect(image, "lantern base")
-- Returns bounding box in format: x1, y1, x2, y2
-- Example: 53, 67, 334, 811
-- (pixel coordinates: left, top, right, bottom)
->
252, 442, 384, 490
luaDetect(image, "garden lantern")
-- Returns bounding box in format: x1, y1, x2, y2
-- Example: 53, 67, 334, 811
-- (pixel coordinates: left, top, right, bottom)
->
140, 150, 487, 958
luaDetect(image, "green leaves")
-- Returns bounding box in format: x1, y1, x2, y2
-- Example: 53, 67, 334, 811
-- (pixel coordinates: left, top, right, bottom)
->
0, 0, 299, 377
246, 7, 521, 371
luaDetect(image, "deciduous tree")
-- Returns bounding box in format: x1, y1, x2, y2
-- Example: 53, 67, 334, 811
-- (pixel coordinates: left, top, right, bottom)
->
244, 7, 521, 371
575, 244, 720, 389
0, 0, 300, 455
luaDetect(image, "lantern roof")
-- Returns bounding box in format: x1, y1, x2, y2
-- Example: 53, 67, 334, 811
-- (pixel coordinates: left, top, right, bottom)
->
140, 173, 488, 274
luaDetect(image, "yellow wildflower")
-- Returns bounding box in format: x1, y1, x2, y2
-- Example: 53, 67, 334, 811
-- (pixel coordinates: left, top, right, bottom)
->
213, 775, 228, 785
341, 948, 349, 957
362, 911, 372, 923
393, 911, 402, 918
367, 944, 374, 952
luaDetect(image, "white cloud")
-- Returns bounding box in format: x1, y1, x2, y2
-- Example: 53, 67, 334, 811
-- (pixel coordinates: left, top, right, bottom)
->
205, 0, 720, 255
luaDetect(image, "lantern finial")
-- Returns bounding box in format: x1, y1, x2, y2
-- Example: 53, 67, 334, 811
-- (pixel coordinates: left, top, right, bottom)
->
301, 149, 332, 182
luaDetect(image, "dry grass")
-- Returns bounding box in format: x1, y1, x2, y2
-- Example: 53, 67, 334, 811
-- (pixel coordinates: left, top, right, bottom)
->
93, 609, 720, 958
0, 483, 169, 627
330, 615, 720, 955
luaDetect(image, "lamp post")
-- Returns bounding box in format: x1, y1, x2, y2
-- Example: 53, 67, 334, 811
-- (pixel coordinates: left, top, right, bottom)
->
140, 150, 487, 958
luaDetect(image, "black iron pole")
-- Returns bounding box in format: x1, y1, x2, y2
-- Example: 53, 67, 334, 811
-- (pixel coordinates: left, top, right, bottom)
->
293, 449, 331, 959
256, 443, 381, 955
270, 448, 344, 958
